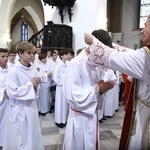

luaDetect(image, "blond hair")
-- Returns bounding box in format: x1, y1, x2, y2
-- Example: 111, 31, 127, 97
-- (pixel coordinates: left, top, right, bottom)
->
16, 41, 36, 54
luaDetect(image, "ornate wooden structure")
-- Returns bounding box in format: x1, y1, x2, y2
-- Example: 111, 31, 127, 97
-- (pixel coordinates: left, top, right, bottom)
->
28, 21, 73, 53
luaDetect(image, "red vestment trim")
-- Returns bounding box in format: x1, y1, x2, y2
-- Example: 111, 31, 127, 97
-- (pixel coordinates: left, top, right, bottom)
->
119, 79, 136, 150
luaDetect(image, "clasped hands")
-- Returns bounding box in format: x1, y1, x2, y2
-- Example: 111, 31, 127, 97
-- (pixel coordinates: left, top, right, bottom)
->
31, 77, 41, 88
97, 80, 115, 94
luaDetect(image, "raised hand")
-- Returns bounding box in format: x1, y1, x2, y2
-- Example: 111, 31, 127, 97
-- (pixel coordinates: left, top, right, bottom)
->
84, 33, 94, 45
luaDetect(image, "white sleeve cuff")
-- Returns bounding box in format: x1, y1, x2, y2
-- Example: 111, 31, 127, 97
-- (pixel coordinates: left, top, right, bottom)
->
26, 82, 32, 86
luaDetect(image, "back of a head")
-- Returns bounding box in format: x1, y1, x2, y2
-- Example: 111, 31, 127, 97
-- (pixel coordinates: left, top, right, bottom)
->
76, 49, 83, 55
76, 47, 85, 55
92, 29, 113, 48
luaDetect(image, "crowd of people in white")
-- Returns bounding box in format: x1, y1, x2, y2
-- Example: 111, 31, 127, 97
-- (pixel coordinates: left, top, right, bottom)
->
0, 44, 127, 150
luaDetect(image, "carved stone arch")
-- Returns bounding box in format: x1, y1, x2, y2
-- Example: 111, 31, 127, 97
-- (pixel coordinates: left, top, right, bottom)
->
0, 0, 44, 48
11, 8, 38, 34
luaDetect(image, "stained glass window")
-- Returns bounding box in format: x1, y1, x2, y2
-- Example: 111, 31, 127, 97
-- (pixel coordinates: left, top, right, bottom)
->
139, 0, 150, 28
21, 21, 28, 41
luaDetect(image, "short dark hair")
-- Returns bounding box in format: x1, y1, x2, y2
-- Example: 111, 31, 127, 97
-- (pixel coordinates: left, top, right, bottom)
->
0, 48, 8, 53
8, 49, 17, 55
92, 29, 113, 48
68, 50, 74, 56
59, 50, 68, 59
51, 51, 57, 56
39, 53, 47, 60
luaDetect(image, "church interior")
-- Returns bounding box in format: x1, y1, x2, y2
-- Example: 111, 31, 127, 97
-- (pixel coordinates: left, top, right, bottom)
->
0, 0, 149, 150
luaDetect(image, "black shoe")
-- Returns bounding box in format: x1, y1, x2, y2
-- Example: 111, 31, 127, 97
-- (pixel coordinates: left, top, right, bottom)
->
103, 115, 112, 118
115, 109, 118, 112
102, 117, 106, 120
56, 123, 64, 128
39, 112, 46, 116
49, 109, 54, 114
99, 119, 103, 123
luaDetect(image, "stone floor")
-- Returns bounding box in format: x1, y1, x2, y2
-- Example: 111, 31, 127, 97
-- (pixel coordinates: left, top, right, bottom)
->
40, 106, 125, 150
0, 106, 124, 150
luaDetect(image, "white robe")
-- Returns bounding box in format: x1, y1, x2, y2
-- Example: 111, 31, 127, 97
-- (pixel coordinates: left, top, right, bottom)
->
103, 69, 117, 116
37, 62, 52, 113
29, 62, 41, 109
3, 61, 44, 150
7, 61, 15, 69
63, 49, 104, 150
97, 66, 105, 120
88, 38, 150, 149
114, 71, 120, 110
0, 66, 9, 146
53, 60, 69, 124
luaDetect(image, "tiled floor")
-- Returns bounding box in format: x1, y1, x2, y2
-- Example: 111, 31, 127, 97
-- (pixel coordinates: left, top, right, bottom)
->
40, 106, 125, 150
0, 106, 124, 150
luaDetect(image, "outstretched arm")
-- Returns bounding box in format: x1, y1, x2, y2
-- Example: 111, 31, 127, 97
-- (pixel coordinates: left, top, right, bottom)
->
84, 33, 146, 81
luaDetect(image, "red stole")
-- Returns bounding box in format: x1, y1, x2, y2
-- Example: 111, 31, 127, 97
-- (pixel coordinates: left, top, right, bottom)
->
122, 74, 132, 111
119, 79, 136, 150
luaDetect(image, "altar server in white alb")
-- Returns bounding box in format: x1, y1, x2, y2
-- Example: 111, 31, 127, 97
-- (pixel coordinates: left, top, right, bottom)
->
7, 49, 16, 69
29, 53, 41, 108
53, 50, 69, 128
0, 48, 9, 147
3, 42, 44, 150
84, 14, 150, 150
63, 29, 115, 150
37, 53, 53, 115
103, 68, 117, 117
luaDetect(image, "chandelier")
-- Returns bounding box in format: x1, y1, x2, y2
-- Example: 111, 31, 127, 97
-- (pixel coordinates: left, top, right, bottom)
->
43, 0, 76, 23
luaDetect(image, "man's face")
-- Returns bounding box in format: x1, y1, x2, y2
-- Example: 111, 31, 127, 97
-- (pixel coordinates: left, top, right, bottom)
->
141, 19, 150, 45
67, 53, 73, 61
47, 51, 51, 57
36, 48, 41, 55
52, 53, 58, 61
61, 54, 68, 62
0, 52, 8, 68
31, 54, 35, 62
40, 58, 47, 64
19, 51, 34, 65
9, 53, 16, 63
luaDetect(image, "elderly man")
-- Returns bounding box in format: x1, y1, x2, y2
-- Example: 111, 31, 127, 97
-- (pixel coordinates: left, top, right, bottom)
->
84, 15, 150, 150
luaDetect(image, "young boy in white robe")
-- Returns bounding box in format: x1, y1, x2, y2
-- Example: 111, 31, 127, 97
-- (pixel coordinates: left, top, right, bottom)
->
7, 49, 16, 69
103, 68, 117, 117
53, 50, 69, 128
49, 51, 59, 113
37, 53, 53, 115
63, 29, 115, 150
3, 42, 44, 150
0, 48, 9, 147
30, 53, 41, 109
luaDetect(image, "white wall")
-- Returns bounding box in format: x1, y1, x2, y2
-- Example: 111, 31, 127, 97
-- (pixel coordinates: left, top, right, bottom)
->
121, 0, 142, 49
42, 0, 107, 52
11, 21, 22, 45
0, 0, 108, 49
